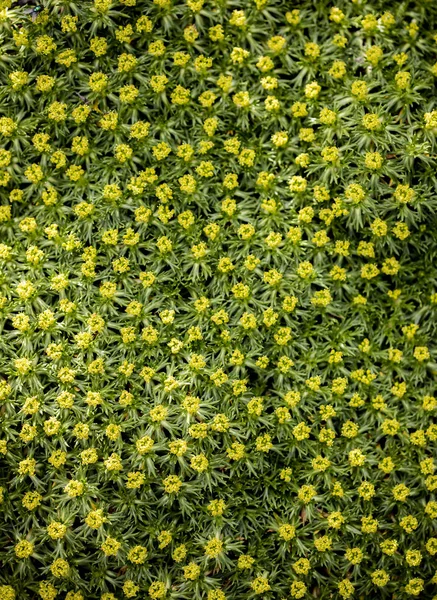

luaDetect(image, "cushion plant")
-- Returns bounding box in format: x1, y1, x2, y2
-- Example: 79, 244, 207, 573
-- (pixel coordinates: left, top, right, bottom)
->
0, 0, 437, 599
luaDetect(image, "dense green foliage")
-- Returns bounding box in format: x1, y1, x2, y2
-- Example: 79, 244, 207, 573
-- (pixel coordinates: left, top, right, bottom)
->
1, 0, 437, 598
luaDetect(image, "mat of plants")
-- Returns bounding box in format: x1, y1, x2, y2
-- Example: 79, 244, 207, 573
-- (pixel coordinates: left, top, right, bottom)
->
1, 1, 437, 599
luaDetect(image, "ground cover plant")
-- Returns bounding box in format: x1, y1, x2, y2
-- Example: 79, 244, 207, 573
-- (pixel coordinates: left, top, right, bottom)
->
1, 0, 437, 598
